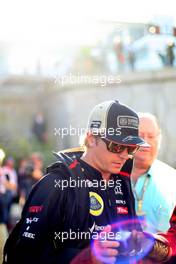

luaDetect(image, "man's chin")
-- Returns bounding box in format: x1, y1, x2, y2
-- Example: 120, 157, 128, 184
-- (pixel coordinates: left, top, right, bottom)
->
110, 165, 122, 174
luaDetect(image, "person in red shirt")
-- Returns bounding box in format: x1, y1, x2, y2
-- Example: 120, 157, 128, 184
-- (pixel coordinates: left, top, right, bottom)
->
158, 206, 176, 263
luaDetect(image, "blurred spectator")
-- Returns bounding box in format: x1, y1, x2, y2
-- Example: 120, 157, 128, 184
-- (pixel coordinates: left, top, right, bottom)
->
131, 113, 176, 233
113, 37, 125, 71
158, 51, 167, 66
0, 166, 8, 264
128, 48, 135, 71
18, 153, 43, 205
0, 157, 17, 262
158, 41, 175, 67
0, 222, 8, 264
32, 112, 48, 143
30, 152, 43, 181
166, 41, 175, 67
0, 157, 18, 225
0, 149, 8, 263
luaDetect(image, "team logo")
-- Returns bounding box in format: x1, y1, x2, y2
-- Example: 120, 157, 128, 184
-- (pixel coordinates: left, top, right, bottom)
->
89, 192, 104, 216
114, 179, 123, 195
26, 217, 39, 224
22, 232, 35, 239
117, 206, 128, 214
28, 205, 43, 213
89, 222, 107, 233
90, 121, 101, 128
115, 200, 126, 205
117, 116, 138, 129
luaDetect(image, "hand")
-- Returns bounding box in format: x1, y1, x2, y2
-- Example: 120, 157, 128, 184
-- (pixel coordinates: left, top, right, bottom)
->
72, 229, 155, 264
92, 229, 155, 263
122, 230, 155, 258
91, 225, 120, 264
128, 231, 171, 262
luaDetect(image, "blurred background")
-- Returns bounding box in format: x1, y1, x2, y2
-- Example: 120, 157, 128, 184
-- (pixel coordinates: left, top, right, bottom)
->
1, 0, 176, 253
1, 0, 176, 170
1, 1, 176, 260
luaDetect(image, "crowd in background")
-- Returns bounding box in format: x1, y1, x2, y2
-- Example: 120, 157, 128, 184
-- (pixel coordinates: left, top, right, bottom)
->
0, 152, 44, 230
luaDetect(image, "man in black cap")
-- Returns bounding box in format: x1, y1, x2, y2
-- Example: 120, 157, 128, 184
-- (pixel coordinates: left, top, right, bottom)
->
4, 100, 165, 264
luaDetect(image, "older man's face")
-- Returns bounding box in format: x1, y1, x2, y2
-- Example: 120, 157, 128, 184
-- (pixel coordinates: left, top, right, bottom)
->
134, 117, 160, 170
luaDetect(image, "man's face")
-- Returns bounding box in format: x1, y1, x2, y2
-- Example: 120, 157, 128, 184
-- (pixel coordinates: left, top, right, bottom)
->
90, 136, 130, 175
134, 116, 160, 170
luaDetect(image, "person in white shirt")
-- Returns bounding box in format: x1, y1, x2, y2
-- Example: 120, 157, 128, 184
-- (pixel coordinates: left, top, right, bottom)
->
131, 113, 176, 233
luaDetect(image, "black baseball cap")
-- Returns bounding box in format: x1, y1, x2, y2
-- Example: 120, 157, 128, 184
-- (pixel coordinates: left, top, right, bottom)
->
87, 100, 149, 147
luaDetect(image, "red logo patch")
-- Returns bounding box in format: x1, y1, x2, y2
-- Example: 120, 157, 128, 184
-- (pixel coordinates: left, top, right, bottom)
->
69, 160, 79, 169
118, 171, 130, 177
29, 205, 43, 213
117, 207, 128, 214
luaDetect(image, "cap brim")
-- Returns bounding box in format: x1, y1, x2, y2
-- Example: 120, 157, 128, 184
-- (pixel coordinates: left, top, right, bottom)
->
121, 136, 150, 147
106, 135, 150, 147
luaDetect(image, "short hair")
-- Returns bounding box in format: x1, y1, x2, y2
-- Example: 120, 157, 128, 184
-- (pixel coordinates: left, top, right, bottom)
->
79, 133, 99, 149
138, 112, 162, 149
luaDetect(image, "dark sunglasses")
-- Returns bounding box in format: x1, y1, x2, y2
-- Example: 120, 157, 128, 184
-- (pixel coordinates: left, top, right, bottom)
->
100, 137, 139, 156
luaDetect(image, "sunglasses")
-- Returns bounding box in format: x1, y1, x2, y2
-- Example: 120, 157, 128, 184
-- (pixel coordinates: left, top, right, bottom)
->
100, 138, 139, 156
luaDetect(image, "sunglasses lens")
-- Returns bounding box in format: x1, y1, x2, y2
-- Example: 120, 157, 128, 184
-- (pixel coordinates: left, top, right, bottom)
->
100, 138, 139, 155
111, 144, 125, 153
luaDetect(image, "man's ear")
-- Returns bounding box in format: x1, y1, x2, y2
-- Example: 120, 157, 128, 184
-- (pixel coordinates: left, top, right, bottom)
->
86, 133, 98, 148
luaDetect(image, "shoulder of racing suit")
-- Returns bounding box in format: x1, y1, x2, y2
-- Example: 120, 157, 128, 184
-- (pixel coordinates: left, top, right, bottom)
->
3, 147, 134, 264
3, 147, 89, 264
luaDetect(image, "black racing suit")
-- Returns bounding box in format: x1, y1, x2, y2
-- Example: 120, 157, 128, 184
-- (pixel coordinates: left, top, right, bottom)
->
3, 149, 139, 264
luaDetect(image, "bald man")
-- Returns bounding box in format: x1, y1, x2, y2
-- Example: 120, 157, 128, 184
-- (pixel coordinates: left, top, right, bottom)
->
131, 113, 176, 233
